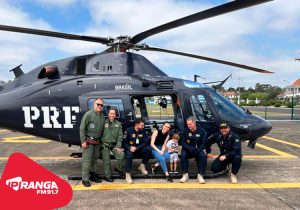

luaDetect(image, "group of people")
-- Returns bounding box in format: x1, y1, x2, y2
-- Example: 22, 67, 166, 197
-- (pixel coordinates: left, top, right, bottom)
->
80, 98, 242, 187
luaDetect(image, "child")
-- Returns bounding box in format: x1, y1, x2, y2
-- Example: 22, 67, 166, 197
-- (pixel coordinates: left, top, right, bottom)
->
166, 133, 180, 173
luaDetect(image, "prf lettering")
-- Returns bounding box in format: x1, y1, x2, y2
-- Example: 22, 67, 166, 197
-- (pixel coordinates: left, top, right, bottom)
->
22, 106, 80, 129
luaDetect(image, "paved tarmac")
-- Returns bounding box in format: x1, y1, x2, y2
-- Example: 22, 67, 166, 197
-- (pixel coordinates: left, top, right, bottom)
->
0, 121, 299, 210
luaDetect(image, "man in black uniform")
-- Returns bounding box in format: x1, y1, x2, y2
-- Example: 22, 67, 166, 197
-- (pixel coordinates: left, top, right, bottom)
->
123, 119, 152, 184
207, 123, 242, 184
180, 117, 207, 184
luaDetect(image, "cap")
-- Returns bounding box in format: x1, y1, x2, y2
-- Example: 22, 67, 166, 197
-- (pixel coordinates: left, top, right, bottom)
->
219, 123, 229, 129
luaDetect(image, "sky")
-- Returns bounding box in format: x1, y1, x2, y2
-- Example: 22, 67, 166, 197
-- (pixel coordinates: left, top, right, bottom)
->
0, 0, 299, 89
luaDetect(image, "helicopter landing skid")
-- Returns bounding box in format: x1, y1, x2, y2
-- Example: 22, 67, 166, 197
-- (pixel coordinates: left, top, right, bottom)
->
247, 139, 257, 149
68, 169, 229, 181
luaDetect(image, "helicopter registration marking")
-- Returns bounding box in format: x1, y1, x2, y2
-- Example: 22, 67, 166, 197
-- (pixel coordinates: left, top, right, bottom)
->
22, 106, 80, 129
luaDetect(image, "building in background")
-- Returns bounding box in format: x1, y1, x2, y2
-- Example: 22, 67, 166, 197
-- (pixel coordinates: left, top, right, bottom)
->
284, 79, 300, 98
222, 91, 239, 101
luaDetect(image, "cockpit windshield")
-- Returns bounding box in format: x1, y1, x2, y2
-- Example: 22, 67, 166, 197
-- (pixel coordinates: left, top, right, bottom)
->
208, 89, 246, 122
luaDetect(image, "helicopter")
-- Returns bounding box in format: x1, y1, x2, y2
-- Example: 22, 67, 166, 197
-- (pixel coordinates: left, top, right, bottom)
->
0, 0, 273, 149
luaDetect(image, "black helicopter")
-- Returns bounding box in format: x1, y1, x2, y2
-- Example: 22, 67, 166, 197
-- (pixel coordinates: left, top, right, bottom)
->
0, 0, 273, 149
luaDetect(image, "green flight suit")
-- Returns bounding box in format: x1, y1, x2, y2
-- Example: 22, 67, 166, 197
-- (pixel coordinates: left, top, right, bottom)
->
101, 119, 124, 179
80, 109, 105, 182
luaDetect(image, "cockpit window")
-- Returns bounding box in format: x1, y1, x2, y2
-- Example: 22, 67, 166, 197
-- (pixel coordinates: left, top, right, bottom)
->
210, 91, 245, 121
190, 95, 214, 121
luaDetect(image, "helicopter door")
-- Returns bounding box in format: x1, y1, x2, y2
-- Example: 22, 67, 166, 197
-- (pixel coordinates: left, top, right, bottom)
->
188, 94, 218, 136
130, 94, 182, 132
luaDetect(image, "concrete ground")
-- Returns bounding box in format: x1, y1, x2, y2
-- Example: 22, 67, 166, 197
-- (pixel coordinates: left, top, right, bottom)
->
0, 121, 299, 210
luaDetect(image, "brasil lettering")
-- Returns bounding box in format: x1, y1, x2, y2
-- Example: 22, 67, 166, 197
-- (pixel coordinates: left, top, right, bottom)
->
22, 106, 80, 128
115, 83, 132, 91
6, 176, 59, 195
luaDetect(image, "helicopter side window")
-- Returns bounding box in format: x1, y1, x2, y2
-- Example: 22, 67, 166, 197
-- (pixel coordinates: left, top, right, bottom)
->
190, 95, 214, 121
210, 91, 245, 121
88, 98, 124, 118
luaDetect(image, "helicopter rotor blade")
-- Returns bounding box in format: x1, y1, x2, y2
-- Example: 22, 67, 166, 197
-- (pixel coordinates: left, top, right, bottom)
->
139, 46, 273, 73
131, 0, 273, 44
0, 25, 111, 44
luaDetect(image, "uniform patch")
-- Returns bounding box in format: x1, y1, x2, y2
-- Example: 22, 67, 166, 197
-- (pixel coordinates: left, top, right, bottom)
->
129, 141, 134, 145
132, 134, 136, 138
89, 123, 95, 129
187, 140, 190, 143
195, 134, 200, 138
115, 124, 119, 127
235, 139, 239, 142
138, 134, 143, 137
188, 133, 192, 137
104, 124, 109, 128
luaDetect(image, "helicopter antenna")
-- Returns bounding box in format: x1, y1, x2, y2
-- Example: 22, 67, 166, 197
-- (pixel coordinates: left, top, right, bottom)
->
211, 74, 232, 90
9, 64, 24, 79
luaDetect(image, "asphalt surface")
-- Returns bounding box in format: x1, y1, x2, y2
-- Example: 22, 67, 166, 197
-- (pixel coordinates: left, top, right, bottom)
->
0, 121, 299, 210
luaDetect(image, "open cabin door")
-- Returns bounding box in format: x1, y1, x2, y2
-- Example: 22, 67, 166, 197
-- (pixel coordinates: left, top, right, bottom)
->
128, 93, 184, 133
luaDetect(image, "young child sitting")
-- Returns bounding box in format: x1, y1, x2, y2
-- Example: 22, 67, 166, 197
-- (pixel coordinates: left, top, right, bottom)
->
166, 133, 180, 173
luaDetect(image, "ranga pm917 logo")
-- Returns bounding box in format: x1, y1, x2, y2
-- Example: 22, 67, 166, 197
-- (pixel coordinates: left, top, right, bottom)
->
6, 176, 59, 195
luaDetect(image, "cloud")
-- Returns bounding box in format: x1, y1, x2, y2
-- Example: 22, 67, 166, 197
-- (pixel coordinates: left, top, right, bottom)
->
32, 0, 81, 8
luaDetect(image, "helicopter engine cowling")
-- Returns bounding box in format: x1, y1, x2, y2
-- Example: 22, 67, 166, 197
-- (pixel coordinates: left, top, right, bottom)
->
38, 65, 60, 79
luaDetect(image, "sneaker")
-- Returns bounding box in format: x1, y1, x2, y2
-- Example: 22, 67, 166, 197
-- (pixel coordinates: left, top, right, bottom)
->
169, 171, 174, 174
138, 163, 148, 175
173, 171, 178, 174
125, 173, 133, 184
197, 174, 205, 184
166, 175, 173, 182
89, 173, 101, 183
82, 180, 91, 187
180, 173, 189, 183
151, 164, 158, 174
230, 173, 238, 184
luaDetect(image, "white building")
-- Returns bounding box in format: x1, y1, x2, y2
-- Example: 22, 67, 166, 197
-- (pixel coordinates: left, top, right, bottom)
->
222, 91, 239, 99
285, 79, 300, 98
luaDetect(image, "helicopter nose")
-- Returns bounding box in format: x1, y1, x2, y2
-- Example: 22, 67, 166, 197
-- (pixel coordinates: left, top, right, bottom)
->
248, 115, 272, 139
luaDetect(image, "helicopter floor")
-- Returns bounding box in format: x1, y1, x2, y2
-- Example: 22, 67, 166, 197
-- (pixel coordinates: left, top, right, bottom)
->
0, 121, 299, 209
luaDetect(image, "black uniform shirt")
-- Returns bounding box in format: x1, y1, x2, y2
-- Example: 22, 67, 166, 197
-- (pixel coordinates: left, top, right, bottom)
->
181, 126, 208, 152
123, 127, 149, 151
207, 131, 242, 158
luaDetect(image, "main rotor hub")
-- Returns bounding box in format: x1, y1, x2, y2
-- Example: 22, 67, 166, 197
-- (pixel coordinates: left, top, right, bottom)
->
107, 35, 148, 52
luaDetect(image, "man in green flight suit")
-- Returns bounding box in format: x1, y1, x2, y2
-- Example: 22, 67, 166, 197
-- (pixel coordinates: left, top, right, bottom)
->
101, 108, 125, 182
80, 98, 105, 187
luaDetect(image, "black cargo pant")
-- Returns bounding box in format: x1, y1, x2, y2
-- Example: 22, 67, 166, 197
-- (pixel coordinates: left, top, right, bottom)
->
181, 147, 207, 175
125, 146, 152, 173
211, 154, 242, 175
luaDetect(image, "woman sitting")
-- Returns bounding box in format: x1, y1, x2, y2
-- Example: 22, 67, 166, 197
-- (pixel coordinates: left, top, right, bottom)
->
150, 122, 172, 182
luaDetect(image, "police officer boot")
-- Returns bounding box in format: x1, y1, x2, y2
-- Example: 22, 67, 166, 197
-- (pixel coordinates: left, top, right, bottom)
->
230, 173, 238, 184
89, 172, 102, 183
138, 163, 148, 175
197, 174, 205, 184
82, 180, 91, 187
180, 173, 189, 183
125, 173, 133, 184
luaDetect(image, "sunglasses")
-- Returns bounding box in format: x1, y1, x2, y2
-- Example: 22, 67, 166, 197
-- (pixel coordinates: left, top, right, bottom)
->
96, 103, 104, 107
220, 127, 228, 130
